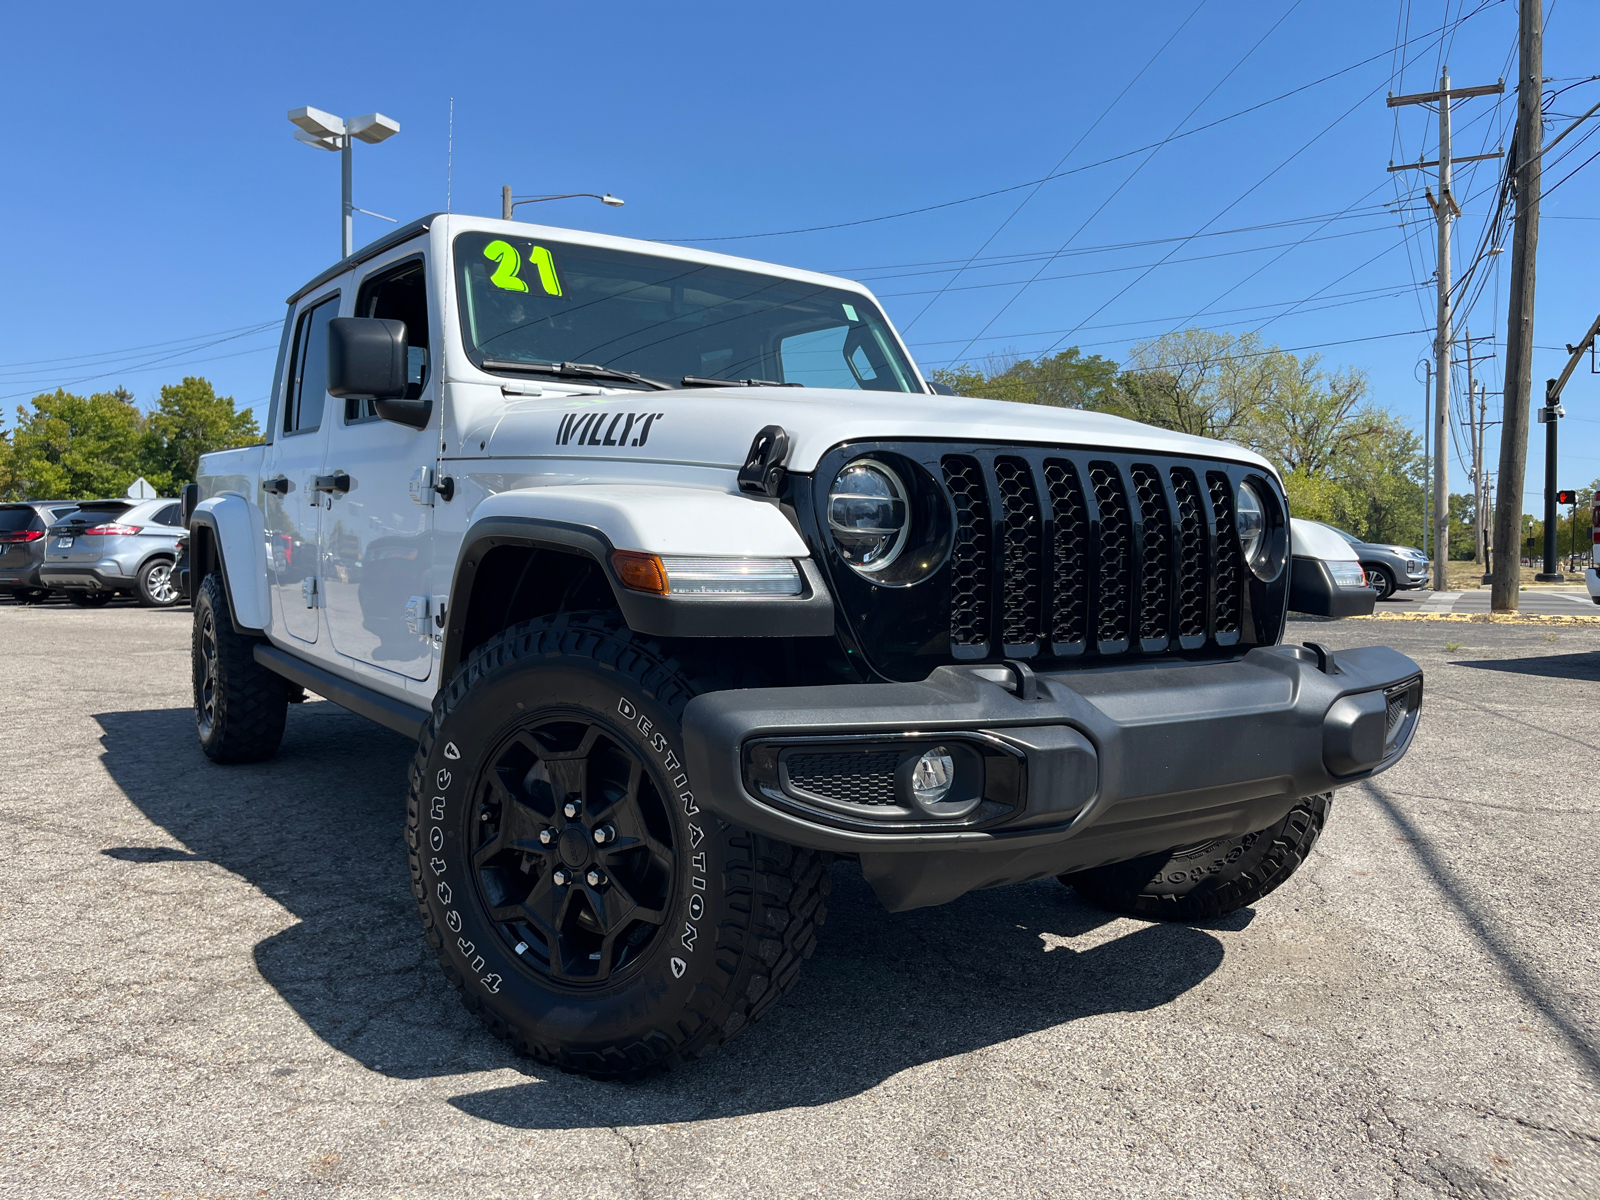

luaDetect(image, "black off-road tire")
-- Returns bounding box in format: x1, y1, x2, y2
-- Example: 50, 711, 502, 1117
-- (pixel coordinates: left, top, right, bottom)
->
192, 572, 288, 763
67, 590, 112, 607
407, 611, 830, 1081
136, 557, 181, 607
9, 588, 50, 604
1061, 794, 1331, 921
1369, 566, 1396, 601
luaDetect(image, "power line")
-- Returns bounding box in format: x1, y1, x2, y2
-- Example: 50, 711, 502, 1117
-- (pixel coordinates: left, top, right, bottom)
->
898, 0, 1212, 333
649, 9, 1502, 245
942, 0, 1310, 363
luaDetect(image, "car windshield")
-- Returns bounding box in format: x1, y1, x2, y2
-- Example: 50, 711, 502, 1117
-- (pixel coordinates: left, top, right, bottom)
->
453, 232, 921, 392
1332, 527, 1362, 545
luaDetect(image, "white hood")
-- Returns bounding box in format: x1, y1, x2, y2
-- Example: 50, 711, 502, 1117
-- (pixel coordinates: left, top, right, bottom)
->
460, 383, 1279, 479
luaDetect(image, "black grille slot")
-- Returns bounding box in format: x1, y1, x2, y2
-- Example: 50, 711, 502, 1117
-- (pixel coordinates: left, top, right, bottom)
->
943, 456, 991, 649
993, 456, 1041, 648
1131, 465, 1171, 643
1043, 460, 1089, 648
786, 751, 899, 806
1208, 472, 1242, 635
1088, 462, 1132, 646
1169, 468, 1209, 639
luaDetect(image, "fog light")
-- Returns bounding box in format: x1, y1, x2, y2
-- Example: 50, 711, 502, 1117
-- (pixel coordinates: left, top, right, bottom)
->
910, 747, 954, 806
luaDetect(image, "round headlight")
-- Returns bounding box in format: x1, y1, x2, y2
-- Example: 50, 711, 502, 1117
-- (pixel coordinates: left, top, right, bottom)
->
1235, 480, 1272, 578
828, 460, 908, 572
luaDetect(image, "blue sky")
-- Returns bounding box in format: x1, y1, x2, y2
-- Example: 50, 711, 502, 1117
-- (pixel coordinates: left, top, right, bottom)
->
2, 0, 1595, 517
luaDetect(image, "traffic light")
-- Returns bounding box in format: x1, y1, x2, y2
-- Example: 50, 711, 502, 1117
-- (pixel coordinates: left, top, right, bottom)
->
1557, 490, 1577, 505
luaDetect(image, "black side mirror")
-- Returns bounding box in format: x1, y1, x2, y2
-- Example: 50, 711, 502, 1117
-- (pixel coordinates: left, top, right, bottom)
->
926, 379, 956, 396
180, 482, 199, 529
328, 317, 432, 429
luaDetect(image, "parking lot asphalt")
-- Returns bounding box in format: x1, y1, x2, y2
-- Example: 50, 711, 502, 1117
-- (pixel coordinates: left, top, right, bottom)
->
2, 601, 1597, 1200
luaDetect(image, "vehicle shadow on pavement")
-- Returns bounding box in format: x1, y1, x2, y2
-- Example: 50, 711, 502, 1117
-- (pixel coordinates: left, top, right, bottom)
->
1450, 652, 1600, 681
94, 702, 1228, 1125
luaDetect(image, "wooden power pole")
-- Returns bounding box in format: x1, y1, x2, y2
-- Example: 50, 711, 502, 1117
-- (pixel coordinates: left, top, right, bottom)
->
1491, 1, 1543, 609
1389, 71, 1504, 588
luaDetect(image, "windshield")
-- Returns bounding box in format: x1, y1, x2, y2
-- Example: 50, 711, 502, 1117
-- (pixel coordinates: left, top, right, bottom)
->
453, 232, 920, 391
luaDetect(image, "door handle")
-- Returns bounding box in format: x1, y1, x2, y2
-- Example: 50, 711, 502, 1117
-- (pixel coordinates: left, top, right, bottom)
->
262, 475, 290, 496
311, 472, 351, 495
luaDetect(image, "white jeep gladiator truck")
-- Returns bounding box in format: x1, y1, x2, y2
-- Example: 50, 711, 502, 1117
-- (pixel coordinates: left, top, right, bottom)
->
187, 213, 1422, 1080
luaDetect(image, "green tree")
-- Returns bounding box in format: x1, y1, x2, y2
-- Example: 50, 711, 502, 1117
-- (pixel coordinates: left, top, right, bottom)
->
142, 376, 260, 493
0, 387, 147, 500
932, 347, 1121, 409
1104, 329, 1279, 441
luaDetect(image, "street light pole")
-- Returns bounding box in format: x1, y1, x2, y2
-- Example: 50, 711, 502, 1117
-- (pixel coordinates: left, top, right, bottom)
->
502, 188, 626, 219
289, 107, 401, 259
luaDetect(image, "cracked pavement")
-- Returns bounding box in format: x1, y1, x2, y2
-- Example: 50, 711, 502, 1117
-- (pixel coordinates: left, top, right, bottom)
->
1, 601, 1597, 1198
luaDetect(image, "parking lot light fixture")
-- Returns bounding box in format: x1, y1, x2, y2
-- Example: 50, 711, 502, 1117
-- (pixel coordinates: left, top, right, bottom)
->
501, 188, 626, 219
289, 106, 401, 259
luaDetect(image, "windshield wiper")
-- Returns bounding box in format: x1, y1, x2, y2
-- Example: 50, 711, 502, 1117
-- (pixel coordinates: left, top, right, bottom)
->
481, 359, 673, 391
680, 376, 803, 389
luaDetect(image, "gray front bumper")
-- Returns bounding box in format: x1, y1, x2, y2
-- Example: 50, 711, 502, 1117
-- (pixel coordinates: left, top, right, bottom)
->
683, 643, 1422, 910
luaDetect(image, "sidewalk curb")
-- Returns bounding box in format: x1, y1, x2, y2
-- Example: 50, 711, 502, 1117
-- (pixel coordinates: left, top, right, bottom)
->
1347, 611, 1600, 626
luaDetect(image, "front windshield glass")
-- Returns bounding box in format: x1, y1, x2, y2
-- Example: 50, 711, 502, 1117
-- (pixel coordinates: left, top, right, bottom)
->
453, 232, 920, 391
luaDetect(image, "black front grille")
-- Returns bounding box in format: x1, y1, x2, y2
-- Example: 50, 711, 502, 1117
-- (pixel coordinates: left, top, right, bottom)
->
935, 452, 1252, 658
808, 442, 1281, 680
785, 751, 899, 806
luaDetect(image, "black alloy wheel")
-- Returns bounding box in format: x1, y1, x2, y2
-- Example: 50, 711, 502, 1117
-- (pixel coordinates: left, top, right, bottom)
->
410, 612, 832, 1080
471, 717, 675, 985
196, 605, 220, 739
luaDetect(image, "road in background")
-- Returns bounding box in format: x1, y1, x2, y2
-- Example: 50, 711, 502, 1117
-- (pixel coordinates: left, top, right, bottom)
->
1, 605, 1596, 1198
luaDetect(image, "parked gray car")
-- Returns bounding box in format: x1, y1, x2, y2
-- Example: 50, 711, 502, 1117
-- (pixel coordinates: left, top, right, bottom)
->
41, 498, 186, 607
1323, 524, 1430, 600
0, 501, 82, 603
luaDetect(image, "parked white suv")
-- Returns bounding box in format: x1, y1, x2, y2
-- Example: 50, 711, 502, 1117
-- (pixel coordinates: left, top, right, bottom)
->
189, 213, 1422, 1080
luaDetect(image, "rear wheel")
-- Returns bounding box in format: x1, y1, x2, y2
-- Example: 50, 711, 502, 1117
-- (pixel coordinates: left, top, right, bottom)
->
192, 573, 288, 763
8, 588, 50, 604
1061, 794, 1331, 921
408, 612, 830, 1080
136, 558, 180, 607
66, 590, 112, 608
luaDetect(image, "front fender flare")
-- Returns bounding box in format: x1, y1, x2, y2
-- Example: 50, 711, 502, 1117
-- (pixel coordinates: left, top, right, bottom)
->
439, 486, 835, 682
190, 494, 270, 634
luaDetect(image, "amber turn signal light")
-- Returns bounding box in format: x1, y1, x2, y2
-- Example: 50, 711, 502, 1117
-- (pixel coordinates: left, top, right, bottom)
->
611, 550, 668, 595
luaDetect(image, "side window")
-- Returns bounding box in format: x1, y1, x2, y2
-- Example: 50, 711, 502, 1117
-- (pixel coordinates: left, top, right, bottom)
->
285, 294, 339, 435
350, 258, 430, 422
155, 503, 182, 527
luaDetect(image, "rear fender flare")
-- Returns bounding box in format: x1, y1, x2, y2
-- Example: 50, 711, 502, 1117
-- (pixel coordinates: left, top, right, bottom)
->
189, 495, 269, 634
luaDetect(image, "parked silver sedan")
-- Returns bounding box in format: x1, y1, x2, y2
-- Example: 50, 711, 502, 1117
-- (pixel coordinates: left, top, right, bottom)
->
41, 498, 186, 607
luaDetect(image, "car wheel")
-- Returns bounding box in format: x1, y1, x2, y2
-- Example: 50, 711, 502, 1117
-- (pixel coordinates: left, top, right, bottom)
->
193, 572, 289, 763
1061, 794, 1330, 921
136, 558, 180, 607
409, 611, 831, 1081
9, 588, 51, 605
66, 590, 112, 608
1368, 566, 1396, 601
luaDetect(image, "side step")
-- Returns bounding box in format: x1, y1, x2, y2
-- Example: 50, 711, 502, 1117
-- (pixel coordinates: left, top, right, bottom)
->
253, 643, 429, 740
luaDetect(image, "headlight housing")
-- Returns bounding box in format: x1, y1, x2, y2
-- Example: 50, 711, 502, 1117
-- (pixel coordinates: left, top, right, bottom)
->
828, 460, 909, 573
1234, 479, 1286, 581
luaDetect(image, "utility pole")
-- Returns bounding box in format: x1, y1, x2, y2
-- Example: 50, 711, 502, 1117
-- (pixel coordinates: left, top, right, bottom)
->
1420, 361, 1432, 557
1537, 312, 1600, 577
1389, 70, 1505, 589
503, 185, 513, 220
1477, 382, 1490, 569
1460, 332, 1493, 564
1492, 1, 1543, 608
